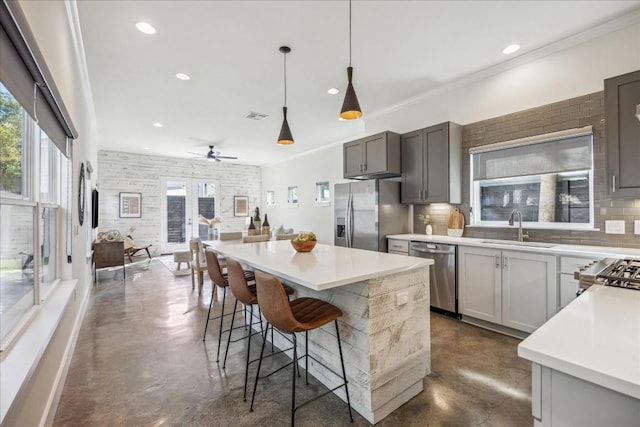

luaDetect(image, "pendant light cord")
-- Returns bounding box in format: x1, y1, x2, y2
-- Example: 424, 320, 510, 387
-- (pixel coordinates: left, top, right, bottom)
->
283, 52, 287, 107
349, 0, 352, 66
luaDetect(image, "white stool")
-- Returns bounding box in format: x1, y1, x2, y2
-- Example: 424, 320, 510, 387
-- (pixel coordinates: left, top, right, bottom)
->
173, 251, 191, 270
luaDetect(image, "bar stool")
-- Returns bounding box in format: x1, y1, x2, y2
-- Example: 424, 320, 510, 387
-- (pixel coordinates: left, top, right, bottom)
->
250, 271, 353, 426
202, 250, 255, 364
225, 258, 294, 400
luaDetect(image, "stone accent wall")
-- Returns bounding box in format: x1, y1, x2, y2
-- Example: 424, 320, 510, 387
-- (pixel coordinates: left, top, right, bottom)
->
414, 91, 640, 249
97, 151, 261, 255
266, 267, 430, 424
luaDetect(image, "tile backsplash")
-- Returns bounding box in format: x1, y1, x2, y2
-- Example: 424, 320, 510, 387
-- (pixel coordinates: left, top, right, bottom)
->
412, 91, 640, 249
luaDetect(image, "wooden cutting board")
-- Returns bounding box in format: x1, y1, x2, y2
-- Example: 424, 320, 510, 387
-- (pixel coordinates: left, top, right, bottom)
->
447, 208, 465, 230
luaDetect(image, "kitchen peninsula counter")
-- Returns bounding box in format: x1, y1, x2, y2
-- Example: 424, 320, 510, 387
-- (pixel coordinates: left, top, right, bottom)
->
213, 240, 433, 424
517, 285, 640, 426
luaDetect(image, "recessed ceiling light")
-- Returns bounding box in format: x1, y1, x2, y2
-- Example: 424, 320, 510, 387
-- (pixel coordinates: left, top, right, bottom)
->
175, 73, 191, 81
136, 22, 157, 35
143, 147, 150, 150
152, 122, 163, 128
328, 88, 340, 95
502, 44, 520, 55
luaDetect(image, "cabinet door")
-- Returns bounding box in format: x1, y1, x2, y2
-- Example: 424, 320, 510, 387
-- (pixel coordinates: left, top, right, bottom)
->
501, 251, 557, 333
458, 246, 502, 323
400, 130, 424, 204
363, 133, 387, 174
424, 123, 449, 203
606, 70, 640, 198
343, 140, 363, 178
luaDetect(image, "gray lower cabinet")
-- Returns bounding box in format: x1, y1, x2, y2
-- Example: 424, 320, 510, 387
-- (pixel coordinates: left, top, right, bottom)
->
343, 131, 401, 179
400, 122, 461, 204
387, 239, 409, 255
531, 364, 640, 427
458, 246, 557, 334
605, 70, 640, 198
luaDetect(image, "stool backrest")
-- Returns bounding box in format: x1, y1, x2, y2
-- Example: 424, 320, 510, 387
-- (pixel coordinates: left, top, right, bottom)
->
275, 233, 297, 241
242, 235, 270, 243
190, 238, 206, 268
255, 271, 298, 333
205, 250, 228, 287
226, 258, 256, 305
220, 231, 243, 241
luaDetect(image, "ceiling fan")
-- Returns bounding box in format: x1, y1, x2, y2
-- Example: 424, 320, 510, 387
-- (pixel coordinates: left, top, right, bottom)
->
189, 145, 238, 162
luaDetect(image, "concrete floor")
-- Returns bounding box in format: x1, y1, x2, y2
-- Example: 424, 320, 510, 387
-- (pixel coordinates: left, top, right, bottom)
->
53, 258, 532, 427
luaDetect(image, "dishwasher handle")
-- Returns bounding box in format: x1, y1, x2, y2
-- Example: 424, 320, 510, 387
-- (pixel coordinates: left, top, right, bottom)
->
411, 247, 454, 255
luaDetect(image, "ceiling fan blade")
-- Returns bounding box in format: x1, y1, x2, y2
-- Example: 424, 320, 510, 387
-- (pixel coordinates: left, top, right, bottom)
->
215, 155, 238, 160
187, 151, 205, 156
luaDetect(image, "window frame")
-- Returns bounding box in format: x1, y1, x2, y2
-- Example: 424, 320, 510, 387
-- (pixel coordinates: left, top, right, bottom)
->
469, 132, 596, 231
0, 86, 64, 350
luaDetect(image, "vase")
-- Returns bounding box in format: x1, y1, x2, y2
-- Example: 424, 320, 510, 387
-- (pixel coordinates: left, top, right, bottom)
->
425, 224, 433, 235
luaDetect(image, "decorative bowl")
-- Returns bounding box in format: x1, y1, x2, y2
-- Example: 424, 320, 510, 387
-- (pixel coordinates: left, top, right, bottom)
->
291, 240, 317, 252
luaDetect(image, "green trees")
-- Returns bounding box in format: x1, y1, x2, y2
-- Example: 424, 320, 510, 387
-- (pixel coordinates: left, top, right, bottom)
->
0, 85, 23, 194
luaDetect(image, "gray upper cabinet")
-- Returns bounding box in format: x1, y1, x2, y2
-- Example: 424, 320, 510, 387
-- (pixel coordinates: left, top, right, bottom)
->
343, 131, 401, 179
401, 122, 462, 204
606, 70, 640, 198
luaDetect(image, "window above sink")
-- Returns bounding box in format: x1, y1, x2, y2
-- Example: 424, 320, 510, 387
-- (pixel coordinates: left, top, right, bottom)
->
469, 127, 595, 230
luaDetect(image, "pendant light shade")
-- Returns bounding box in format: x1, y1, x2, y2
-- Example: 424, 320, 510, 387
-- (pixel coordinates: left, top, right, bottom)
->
278, 106, 294, 145
340, 0, 362, 120
277, 46, 294, 145
340, 66, 362, 120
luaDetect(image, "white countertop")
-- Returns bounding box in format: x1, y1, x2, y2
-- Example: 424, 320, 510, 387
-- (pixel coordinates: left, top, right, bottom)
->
517, 285, 640, 399
387, 233, 640, 259
211, 240, 432, 291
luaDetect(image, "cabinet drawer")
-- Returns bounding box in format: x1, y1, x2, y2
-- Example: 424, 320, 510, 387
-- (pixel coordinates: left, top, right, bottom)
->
560, 256, 600, 274
388, 239, 409, 253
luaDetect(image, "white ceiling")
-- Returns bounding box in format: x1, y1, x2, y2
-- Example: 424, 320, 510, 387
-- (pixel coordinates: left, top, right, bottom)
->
76, 0, 639, 166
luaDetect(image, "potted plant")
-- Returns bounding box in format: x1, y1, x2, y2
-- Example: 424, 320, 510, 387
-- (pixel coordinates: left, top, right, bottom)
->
418, 214, 434, 235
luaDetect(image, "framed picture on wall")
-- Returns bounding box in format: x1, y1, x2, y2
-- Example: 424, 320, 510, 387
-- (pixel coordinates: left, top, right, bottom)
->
119, 192, 141, 218
234, 196, 249, 216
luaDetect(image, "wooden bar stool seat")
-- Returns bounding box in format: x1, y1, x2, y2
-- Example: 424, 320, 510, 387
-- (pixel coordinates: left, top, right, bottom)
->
202, 250, 255, 364
225, 258, 294, 401
251, 270, 353, 426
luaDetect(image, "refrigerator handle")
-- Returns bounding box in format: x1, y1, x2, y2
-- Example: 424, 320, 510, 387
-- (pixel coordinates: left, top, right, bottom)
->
345, 192, 352, 248
349, 192, 355, 247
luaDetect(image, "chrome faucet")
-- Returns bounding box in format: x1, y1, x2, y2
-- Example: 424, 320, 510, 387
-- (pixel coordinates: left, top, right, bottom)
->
508, 209, 529, 242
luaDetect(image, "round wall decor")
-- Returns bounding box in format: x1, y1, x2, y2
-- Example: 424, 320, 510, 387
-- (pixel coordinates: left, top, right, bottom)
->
78, 162, 85, 226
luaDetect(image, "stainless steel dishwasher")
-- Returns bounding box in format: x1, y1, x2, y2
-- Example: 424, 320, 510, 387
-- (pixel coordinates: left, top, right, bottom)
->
409, 241, 458, 318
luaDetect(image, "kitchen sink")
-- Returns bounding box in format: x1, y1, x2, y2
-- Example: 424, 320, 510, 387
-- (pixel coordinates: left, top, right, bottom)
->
480, 239, 557, 249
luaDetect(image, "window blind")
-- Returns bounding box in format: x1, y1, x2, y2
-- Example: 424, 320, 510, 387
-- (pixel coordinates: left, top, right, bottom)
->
471, 130, 592, 181
0, 1, 77, 156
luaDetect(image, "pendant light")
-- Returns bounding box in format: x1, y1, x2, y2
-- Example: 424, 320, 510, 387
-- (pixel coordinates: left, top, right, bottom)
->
340, 0, 362, 120
277, 46, 294, 145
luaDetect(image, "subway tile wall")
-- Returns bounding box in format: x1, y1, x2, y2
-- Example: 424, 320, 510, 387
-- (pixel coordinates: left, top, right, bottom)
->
413, 91, 640, 249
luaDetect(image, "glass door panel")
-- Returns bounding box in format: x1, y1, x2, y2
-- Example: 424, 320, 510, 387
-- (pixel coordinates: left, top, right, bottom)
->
161, 177, 220, 253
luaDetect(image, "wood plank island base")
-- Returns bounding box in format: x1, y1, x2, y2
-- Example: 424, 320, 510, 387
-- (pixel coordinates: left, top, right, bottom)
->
213, 240, 433, 424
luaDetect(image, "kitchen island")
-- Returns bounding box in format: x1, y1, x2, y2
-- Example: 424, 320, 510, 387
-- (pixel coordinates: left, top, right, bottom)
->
213, 240, 433, 424
518, 285, 640, 426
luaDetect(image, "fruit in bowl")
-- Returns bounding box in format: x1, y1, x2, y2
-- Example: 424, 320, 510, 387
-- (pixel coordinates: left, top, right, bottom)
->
291, 232, 317, 252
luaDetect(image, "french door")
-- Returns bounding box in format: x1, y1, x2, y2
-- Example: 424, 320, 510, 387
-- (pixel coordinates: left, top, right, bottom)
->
160, 177, 221, 253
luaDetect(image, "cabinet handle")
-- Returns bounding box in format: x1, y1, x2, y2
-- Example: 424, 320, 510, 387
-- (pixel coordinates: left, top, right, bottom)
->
360, 164, 363, 172
363, 163, 367, 171
503, 256, 508, 269
495, 255, 500, 268
612, 175, 616, 193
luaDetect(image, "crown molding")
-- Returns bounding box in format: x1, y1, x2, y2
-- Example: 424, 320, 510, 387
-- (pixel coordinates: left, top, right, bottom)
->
367, 7, 640, 121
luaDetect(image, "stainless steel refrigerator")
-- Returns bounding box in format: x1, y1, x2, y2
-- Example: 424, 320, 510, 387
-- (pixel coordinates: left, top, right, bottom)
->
334, 180, 408, 252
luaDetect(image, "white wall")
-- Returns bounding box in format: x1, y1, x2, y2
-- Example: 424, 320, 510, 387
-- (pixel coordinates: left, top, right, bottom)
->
2, 1, 98, 426
261, 143, 351, 244
366, 22, 640, 135
261, 22, 640, 240
97, 151, 261, 253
